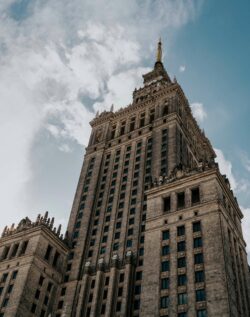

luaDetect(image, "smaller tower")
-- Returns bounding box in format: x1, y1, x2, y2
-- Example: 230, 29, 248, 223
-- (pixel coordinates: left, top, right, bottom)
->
0, 212, 68, 317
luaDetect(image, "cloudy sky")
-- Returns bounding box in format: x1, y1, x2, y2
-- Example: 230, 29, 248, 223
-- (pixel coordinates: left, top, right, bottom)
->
0, 0, 249, 260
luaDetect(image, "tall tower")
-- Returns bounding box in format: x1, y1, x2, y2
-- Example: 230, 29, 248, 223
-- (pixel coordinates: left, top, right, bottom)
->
56, 40, 250, 317
0, 40, 249, 317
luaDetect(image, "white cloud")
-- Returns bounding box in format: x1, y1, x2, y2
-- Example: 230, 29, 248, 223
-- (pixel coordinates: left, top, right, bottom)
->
240, 152, 250, 172
215, 148, 237, 190
58, 144, 72, 153
0, 0, 203, 231
191, 102, 207, 122
179, 65, 186, 72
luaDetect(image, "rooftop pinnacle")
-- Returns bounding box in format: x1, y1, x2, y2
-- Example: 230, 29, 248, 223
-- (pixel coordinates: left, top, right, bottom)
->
156, 38, 162, 63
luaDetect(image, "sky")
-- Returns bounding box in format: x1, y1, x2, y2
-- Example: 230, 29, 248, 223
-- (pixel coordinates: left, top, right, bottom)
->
0, 0, 249, 260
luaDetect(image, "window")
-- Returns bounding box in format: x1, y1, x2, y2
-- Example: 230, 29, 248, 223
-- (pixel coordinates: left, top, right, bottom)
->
19, 241, 29, 255
53, 251, 60, 267
161, 261, 170, 272
130, 117, 136, 131
2, 246, 10, 260
162, 104, 169, 116
89, 286, 97, 300
140, 113, 145, 127
39, 275, 44, 286
101, 304, 106, 314
162, 245, 170, 256
149, 108, 155, 123
129, 218, 135, 225
44, 295, 49, 305
118, 287, 123, 297
113, 243, 119, 251
162, 230, 170, 240
160, 296, 169, 309
178, 313, 187, 317
44, 245, 52, 260
61, 287, 66, 296
134, 299, 140, 310
161, 278, 169, 289
0, 287, 3, 296
196, 289, 206, 302
119, 273, 124, 283
195, 270, 205, 283
177, 226, 185, 236
120, 121, 126, 135
126, 240, 132, 248
177, 257, 186, 268
194, 253, 204, 264
90, 280, 95, 289
104, 225, 109, 232
178, 274, 187, 286
136, 271, 142, 280
116, 222, 121, 229
10, 243, 19, 258
105, 276, 110, 286
194, 237, 203, 248
8, 284, 13, 293
177, 241, 186, 252
197, 309, 207, 317
178, 293, 188, 305
128, 228, 133, 236
100, 247, 106, 254
130, 207, 136, 215
115, 232, 120, 239
103, 289, 108, 299
31, 303, 37, 313
177, 192, 185, 209
2, 273, 8, 282
163, 196, 171, 212
139, 248, 144, 256
193, 221, 201, 232
192, 187, 200, 204
40, 310, 46, 317
58, 300, 64, 309
35, 289, 40, 299
102, 236, 108, 243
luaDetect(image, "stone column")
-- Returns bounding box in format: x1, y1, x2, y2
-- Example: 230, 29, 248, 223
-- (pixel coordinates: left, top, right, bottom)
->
105, 255, 119, 317
120, 251, 133, 317
90, 259, 105, 317
75, 262, 91, 317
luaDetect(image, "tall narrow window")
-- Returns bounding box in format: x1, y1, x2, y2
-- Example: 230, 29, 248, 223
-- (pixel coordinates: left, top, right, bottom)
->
1, 246, 10, 260
192, 187, 200, 204
162, 104, 169, 116
10, 244, 19, 258
140, 113, 145, 127
193, 221, 201, 232
163, 196, 171, 212
149, 108, 155, 123
196, 289, 206, 302
44, 245, 52, 261
177, 192, 185, 209
19, 241, 29, 256
111, 125, 116, 139
120, 121, 126, 135
130, 117, 136, 131
53, 251, 60, 267
177, 225, 185, 236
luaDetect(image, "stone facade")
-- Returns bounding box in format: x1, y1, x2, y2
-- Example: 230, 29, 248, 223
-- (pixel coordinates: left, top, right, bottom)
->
0, 41, 249, 317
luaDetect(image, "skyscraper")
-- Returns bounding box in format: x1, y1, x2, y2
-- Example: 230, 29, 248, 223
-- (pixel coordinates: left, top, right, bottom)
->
0, 40, 249, 317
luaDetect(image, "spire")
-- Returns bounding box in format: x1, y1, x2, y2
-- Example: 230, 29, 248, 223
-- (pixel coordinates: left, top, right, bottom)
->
156, 38, 162, 63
